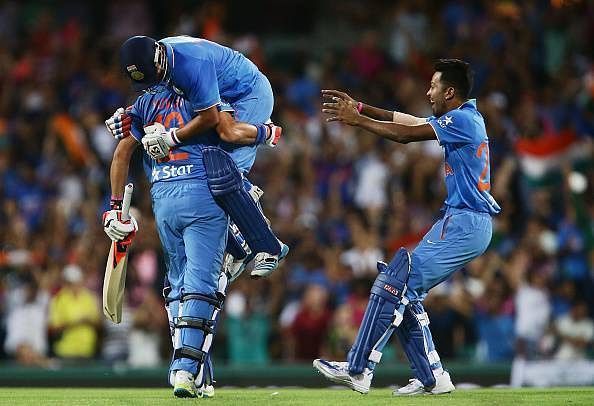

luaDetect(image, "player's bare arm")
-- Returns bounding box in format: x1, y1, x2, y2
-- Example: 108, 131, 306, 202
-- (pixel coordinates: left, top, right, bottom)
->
322, 89, 426, 125
217, 112, 282, 147
174, 105, 220, 142
110, 136, 138, 199
323, 98, 436, 144
217, 112, 257, 144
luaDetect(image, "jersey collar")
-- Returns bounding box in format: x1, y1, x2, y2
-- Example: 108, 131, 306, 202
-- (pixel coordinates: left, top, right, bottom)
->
458, 99, 477, 110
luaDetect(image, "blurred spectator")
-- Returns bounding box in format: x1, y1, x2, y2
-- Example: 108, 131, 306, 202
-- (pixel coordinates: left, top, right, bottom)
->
225, 282, 270, 365
48, 265, 100, 359
290, 284, 332, 361
515, 270, 551, 359
554, 301, 594, 361
475, 276, 515, 362
3, 273, 50, 366
127, 289, 167, 367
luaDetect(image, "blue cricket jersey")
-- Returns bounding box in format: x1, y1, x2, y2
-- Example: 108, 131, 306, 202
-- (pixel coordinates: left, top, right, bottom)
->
128, 87, 220, 185
159, 36, 261, 112
427, 99, 501, 215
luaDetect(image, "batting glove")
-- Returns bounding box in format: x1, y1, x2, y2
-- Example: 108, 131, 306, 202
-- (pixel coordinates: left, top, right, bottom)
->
264, 122, 282, 147
142, 122, 181, 160
105, 107, 133, 140
102, 210, 138, 244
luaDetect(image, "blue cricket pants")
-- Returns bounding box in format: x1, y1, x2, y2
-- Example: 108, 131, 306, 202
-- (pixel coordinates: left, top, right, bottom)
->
225, 73, 274, 173
406, 206, 492, 302
151, 180, 228, 301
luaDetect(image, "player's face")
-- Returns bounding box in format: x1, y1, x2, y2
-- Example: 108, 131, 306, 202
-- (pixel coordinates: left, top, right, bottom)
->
426, 72, 448, 116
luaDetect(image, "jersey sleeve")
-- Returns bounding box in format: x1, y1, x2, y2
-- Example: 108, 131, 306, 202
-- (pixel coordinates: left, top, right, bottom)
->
427, 109, 475, 145
128, 99, 147, 142
218, 100, 235, 116
174, 57, 220, 112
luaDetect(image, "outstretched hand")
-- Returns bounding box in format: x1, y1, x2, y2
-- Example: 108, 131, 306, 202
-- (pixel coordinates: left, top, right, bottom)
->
321, 89, 356, 104
322, 96, 361, 125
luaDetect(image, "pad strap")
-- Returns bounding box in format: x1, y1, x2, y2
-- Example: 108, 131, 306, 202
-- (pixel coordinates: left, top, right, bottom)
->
177, 317, 215, 335
182, 293, 222, 309
174, 347, 207, 362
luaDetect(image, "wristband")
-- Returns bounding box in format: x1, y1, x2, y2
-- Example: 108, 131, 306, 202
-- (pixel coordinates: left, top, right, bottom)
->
356, 102, 363, 113
254, 124, 268, 145
170, 128, 181, 146
110, 197, 123, 210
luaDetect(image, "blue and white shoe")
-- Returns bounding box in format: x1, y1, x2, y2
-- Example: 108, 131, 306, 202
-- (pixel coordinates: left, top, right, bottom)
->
393, 371, 455, 396
250, 242, 289, 278
313, 359, 373, 394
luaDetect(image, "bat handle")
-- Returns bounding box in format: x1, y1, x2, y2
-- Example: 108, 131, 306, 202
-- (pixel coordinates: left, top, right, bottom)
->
121, 183, 134, 221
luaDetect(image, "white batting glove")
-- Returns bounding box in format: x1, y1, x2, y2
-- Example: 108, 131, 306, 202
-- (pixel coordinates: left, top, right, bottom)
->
264, 122, 282, 147
102, 210, 138, 243
105, 107, 132, 140
142, 122, 181, 160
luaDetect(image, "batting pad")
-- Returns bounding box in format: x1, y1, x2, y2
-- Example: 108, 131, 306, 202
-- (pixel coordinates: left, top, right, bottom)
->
202, 147, 280, 255
347, 248, 411, 375
171, 293, 221, 377
394, 302, 441, 388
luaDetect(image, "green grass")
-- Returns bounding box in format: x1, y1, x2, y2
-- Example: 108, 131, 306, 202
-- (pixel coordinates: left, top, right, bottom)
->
1, 387, 594, 405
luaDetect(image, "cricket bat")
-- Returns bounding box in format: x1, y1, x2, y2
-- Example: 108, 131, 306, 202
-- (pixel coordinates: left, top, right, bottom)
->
103, 183, 134, 324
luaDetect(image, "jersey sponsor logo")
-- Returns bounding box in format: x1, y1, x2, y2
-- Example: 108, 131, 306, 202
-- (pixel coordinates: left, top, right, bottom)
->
383, 284, 399, 296
437, 115, 453, 128
151, 164, 194, 181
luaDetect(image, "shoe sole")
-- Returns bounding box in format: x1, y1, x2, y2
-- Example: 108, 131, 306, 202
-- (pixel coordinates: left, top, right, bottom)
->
393, 385, 455, 396
312, 359, 369, 394
173, 388, 198, 398
393, 388, 427, 396
250, 244, 290, 278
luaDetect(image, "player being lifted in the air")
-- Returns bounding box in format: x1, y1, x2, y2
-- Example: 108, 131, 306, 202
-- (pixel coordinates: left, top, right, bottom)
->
313, 59, 500, 396
107, 34, 288, 278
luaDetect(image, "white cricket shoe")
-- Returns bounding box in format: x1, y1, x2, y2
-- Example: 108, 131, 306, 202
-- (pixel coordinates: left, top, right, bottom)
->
312, 359, 373, 394
393, 370, 455, 396
393, 378, 424, 396
198, 384, 215, 398
173, 370, 198, 398
251, 242, 289, 278
223, 252, 248, 282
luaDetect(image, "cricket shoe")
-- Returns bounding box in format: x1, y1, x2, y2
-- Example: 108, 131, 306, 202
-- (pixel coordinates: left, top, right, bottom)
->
312, 359, 372, 394
173, 370, 199, 398
198, 384, 215, 398
223, 252, 248, 282
250, 242, 289, 278
393, 370, 455, 396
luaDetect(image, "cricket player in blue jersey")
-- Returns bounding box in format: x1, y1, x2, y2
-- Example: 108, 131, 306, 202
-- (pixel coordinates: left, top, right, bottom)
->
103, 86, 259, 398
313, 59, 501, 396
111, 34, 288, 277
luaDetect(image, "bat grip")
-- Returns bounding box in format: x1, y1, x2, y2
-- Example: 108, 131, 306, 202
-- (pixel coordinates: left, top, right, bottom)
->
121, 183, 133, 221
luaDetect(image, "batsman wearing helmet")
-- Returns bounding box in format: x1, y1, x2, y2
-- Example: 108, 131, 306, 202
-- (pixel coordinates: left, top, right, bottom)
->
104, 84, 269, 397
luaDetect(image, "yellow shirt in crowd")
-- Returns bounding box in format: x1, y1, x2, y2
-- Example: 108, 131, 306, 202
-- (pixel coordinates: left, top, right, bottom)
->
49, 287, 100, 358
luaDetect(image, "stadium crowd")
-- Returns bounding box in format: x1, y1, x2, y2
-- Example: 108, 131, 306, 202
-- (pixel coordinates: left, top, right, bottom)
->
1, 0, 593, 369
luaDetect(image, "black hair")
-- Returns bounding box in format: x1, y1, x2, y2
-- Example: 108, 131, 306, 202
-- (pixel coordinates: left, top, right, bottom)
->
434, 59, 473, 99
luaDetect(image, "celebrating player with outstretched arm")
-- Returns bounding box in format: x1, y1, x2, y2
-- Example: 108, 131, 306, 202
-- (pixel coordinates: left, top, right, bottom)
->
111, 35, 287, 278
314, 59, 501, 396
